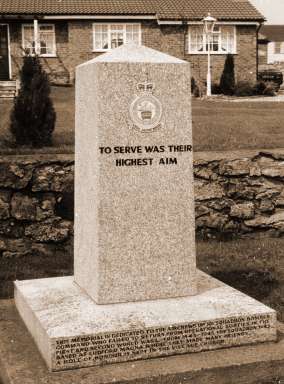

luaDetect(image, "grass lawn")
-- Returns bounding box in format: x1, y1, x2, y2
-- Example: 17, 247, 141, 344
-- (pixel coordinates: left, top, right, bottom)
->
192, 98, 284, 152
1, 237, 283, 322
197, 238, 284, 322
0, 86, 75, 154
1, 86, 284, 153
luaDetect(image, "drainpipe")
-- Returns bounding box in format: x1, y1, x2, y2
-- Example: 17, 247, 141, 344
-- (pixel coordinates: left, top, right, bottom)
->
182, 19, 187, 58
33, 18, 40, 55
256, 21, 264, 79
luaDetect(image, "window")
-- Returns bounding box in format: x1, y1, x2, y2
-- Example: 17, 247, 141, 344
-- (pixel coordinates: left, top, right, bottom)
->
93, 23, 141, 51
188, 25, 236, 54
22, 24, 56, 56
275, 42, 284, 54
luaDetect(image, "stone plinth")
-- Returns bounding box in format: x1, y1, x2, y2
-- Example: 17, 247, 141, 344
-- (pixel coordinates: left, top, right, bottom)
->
1, 299, 284, 384
75, 44, 196, 304
14, 271, 277, 372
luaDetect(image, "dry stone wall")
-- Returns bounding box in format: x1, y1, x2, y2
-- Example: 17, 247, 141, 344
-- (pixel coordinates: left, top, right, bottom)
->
0, 155, 74, 261
2, 150, 284, 298
194, 150, 284, 239
1, 150, 284, 260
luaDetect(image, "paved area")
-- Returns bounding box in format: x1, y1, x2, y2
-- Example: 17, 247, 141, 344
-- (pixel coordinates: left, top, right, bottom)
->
230, 95, 284, 102
1, 299, 284, 384
206, 95, 284, 102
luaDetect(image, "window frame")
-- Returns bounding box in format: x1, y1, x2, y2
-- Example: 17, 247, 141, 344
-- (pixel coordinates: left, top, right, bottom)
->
92, 23, 142, 52
274, 41, 284, 54
187, 24, 237, 55
21, 23, 57, 57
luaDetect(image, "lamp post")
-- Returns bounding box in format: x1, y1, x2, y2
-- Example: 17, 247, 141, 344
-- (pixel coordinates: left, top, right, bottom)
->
203, 13, 216, 97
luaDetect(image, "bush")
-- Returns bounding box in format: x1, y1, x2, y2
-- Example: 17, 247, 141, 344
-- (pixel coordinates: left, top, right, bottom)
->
253, 80, 267, 96
211, 83, 222, 95
234, 81, 255, 97
263, 81, 277, 97
253, 80, 277, 97
220, 54, 235, 95
191, 77, 200, 98
10, 55, 56, 147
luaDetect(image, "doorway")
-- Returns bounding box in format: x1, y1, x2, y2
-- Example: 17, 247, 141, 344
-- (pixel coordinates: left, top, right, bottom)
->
0, 25, 10, 80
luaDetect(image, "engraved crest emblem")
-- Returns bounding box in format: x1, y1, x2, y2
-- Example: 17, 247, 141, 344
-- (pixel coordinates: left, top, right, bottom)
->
129, 81, 163, 132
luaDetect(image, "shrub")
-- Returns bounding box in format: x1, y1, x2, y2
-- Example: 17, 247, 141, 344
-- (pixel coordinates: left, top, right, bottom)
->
253, 80, 267, 96
220, 54, 235, 95
234, 81, 255, 97
263, 81, 277, 97
211, 83, 222, 95
191, 77, 200, 98
253, 80, 277, 97
10, 55, 56, 147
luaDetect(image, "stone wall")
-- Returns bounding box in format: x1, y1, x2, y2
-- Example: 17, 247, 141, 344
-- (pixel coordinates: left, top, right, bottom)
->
0, 155, 74, 260
1, 150, 284, 259
194, 149, 284, 239
0, 155, 74, 297
8, 21, 257, 87
1, 150, 284, 297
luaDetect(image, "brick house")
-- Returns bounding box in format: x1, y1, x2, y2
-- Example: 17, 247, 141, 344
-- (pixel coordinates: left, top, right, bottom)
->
258, 25, 284, 69
0, 0, 264, 88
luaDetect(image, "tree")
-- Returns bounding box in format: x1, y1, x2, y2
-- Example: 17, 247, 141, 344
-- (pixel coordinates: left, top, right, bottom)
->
220, 54, 235, 96
10, 55, 56, 147
191, 77, 200, 98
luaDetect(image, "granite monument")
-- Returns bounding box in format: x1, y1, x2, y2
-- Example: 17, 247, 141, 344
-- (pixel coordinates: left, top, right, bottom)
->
14, 44, 277, 371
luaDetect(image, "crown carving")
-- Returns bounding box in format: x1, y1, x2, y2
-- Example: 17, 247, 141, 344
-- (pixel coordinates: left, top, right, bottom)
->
137, 81, 155, 93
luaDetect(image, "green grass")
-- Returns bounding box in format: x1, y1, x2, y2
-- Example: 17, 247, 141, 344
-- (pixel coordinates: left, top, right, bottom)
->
0, 86, 75, 154
197, 237, 284, 322
1, 87, 284, 153
0, 242, 73, 299
1, 237, 283, 321
192, 98, 284, 152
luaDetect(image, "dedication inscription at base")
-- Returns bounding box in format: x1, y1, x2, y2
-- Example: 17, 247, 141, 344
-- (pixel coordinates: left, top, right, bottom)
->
54, 314, 273, 369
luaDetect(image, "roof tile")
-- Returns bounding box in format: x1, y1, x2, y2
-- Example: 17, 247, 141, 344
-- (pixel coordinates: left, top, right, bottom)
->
0, 0, 264, 20
260, 25, 284, 42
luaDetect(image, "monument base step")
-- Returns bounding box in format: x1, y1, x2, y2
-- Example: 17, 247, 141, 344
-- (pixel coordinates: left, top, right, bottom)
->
14, 270, 277, 372
1, 298, 283, 384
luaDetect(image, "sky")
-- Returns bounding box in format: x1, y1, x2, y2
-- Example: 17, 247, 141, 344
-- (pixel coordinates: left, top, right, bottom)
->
250, 0, 284, 24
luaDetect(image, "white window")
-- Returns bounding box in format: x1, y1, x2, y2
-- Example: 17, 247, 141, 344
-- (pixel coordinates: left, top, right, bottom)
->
22, 24, 56, 56
93, 23, 141, 51
275, 42, 284, 54
188, 25, 236, 54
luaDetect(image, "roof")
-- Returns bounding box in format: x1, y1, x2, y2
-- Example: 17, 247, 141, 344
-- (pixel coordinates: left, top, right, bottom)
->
0, 0, 264, 21
260, 25, 284, 42
158, 0, 264, 21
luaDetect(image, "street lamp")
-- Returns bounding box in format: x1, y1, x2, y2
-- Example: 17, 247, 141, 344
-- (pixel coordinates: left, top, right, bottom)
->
203, 13, 216, 97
